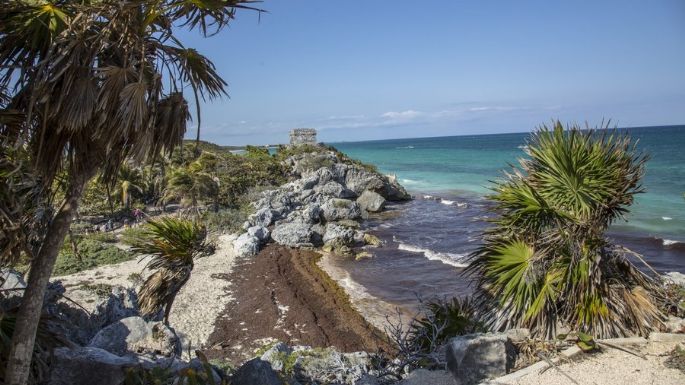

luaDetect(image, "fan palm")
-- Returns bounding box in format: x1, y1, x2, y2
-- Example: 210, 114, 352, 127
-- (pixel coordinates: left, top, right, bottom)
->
127, 218, 208, 324
111, 165, 144, 209
0, 1, 261, 382
164, 156, 219, 210
467, 121, 664, 338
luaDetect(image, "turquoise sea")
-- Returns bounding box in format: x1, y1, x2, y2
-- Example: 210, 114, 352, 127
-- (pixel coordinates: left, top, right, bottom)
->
328, 125, 685, 309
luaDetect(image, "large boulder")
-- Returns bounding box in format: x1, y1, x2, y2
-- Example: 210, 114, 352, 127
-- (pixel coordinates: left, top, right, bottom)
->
321, 199, 363, 222
233, 233, 261, 258
48, 347, 137, 385
271, 222, 320, 247
344, 168, 386, 197
315, 181, 357, 199
356, 190, 386, 213
323, 223, 356, 245
231, 358, 285, 385
250, 207, 276, 228
445, 333, 515, 385
89, 316, 181, 357
247, 226, 270, 244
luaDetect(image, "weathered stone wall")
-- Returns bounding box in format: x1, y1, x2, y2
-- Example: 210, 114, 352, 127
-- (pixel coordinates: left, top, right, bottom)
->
289, 128, 317, 146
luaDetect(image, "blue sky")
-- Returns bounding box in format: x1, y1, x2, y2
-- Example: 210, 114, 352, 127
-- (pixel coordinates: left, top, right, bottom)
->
178, 0, 685, 145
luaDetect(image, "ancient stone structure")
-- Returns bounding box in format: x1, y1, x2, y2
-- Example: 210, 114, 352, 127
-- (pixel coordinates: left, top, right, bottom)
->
289, 128, 317, 146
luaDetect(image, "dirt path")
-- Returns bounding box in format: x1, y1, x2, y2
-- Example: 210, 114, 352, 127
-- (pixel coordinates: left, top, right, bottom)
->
203, 244, 393, 364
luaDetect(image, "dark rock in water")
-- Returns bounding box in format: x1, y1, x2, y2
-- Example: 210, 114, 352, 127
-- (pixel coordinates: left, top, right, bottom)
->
231, 358, 285, 385
89, 316, 181, 357
445, 333, 515, 385
356, 190, 386, 213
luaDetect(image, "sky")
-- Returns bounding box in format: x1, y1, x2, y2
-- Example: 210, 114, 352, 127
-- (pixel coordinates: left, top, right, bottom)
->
177, 0, 685, 146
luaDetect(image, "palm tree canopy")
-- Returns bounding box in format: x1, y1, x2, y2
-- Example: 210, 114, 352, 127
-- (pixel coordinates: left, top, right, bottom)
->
0, 0, 262, 185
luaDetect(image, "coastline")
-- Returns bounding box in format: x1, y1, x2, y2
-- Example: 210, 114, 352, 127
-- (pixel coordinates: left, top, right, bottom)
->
203, 244, 393, 365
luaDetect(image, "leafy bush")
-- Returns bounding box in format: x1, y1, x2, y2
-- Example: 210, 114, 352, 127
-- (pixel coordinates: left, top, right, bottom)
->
409, 297, 484, 353
467, 122, 664, 338
54, 238, 134, 275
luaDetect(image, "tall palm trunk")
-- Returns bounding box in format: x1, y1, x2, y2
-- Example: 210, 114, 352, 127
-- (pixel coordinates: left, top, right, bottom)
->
4, 168, 93, 385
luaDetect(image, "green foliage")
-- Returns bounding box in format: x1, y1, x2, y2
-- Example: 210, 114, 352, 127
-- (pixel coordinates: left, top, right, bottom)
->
54, 238, 134, 276
409, 297, 484, 353
203, 206, 251, 234
127, 218, 208, 322
468, 121, 664, 338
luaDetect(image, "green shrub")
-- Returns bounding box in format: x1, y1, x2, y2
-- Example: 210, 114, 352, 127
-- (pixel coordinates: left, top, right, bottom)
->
54, 239, 134, 275
409, 297, 484, 353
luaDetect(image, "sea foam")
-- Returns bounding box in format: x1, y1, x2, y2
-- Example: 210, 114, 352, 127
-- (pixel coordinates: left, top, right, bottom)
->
397, 243, 468, 267
662, 217, 673, 221
663, 239, 681, 246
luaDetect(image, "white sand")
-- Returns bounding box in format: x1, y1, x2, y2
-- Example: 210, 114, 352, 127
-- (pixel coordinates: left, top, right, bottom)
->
53, 234, 238, 356
502, 341, 685, 385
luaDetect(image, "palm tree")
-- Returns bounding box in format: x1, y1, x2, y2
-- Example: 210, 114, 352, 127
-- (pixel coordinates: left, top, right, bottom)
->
467, 121, 664, 338
110, 165, 144, 209
0, 1, 261, 382
127, 218, 209, 324
163, 156, 219, 210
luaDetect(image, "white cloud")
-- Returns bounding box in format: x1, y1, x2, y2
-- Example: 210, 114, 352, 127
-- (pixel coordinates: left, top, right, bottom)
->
381, 109, 423, 120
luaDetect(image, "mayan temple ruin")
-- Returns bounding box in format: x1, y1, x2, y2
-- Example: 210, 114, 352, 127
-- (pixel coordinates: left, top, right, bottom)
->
289, 128, 317, 146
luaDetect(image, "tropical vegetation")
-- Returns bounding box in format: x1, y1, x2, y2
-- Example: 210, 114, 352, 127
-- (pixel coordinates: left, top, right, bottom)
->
127, 218, 209, 324
0, 0, 261, 382
467, 121, 664, 338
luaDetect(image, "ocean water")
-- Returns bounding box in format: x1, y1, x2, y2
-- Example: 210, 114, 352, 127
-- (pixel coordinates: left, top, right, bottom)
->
329, 125, 685, 309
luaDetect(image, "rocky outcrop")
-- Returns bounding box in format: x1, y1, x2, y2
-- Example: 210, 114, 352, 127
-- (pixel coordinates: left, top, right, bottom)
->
236, 146, 410, 257
446, 333, 516, 385
89, 316, 181, 357
257, 343, 376, 385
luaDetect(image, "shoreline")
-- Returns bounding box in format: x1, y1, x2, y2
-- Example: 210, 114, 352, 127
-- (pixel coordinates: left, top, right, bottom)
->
202, 244, 393, 365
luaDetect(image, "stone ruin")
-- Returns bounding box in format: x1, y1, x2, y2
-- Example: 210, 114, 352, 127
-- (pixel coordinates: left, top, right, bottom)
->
289, 128, 317, 146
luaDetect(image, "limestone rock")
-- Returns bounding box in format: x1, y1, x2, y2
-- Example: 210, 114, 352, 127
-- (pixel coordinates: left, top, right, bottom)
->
316, 181, 357, 199
247, 226, 270, 243
398, 369, 456, 385
362, 233, 383, 247
89, 316, 181, 357
355, 251, 373, 261
48, 347, 136, 385
260, 342, 294, 372
271, 222, 319, 247
323, 223, 356, 245
445, 333, 515, 385
250, 207, 275, 228
321, 198, 363, 222
356, 190, 386, 213
231, 358, 285, 385
233, 233, 261, 257
665, 316, 685, 333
